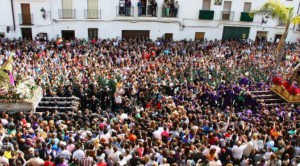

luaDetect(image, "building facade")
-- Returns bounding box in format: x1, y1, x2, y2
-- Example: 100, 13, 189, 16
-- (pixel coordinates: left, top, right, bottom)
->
0, 0, 299, 42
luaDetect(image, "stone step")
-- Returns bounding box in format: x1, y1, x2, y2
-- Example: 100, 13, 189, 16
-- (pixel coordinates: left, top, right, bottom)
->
252, 94, 278, 99
257, 100, 285, 104
38, 101, 76, 106
262, 103, 289, 107
36, 96, 80, 113
42, 97, 80, 101
249, 91, 272, 94
36, 106, 76, 111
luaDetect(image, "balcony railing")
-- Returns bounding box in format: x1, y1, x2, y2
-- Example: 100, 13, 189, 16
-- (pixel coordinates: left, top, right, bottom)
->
240, 12, 253, 22
59, 9, 76, 19
161, 7, 178, 18
116, 6, 134, 17
277, 21, 286, 27
84, 9, 101, 19
18, 14, 33, 25
138, 7, 157, 17
221, 11, 234, 21
199, 10, 214, 20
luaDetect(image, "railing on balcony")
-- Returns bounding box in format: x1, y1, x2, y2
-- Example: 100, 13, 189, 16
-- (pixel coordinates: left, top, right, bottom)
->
116, 6, 134, 17
240, 12, 253, 22
277, 21, 286, 27
84, 9, 101, 19
161, 7, 178, 18
221, 11, 234, 21
199, 10, 214, 20
59, 9, 76, 19
18, 14, 33, 25
138, 7, 157, 17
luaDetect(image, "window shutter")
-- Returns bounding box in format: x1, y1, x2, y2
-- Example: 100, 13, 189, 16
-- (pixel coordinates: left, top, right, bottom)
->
62, 0, 72, 9
88, 0, 98, 9
243, 2, 251, 12
202, 0, 211, 10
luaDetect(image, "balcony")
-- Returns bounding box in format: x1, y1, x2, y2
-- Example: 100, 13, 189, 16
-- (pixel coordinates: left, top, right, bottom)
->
58, 9, 76, 19
221, 11, 234, 21
116, 6, 134, 17
138, 7, 157, 17
277, 21, 286, 27
199, 10, 214, 20
84, 9, 101, 19
161, 7, 178, 18
18, 14, 33, 25
240, 12, 253, 22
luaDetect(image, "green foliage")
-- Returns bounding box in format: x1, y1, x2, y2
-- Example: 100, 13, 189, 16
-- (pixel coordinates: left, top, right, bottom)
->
249, 0, 294, 23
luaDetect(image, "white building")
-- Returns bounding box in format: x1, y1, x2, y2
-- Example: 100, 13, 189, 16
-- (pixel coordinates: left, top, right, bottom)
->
0, 0, 299, 42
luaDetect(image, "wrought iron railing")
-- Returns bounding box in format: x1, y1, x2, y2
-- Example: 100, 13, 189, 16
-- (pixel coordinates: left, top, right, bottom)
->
221, 11, 234, 21
84, 9, 101, 19
116, 6, 134, 17
18, 14, 33, 25
58, 9, 76, 19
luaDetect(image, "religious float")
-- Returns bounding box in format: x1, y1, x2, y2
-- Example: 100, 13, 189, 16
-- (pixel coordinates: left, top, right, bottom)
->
0, 55, 42, 113
271, 65, 300, 103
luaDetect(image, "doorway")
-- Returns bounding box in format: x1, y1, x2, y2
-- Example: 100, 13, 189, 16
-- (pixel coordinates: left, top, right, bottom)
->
274, 34, 282, 43
61, 30, 75, 41
222, 26, 250, 41
122, 30, 150, 40
163, 33, 173, 40
256, 31, 268, 42
195, 32, 205, 41
21, 4, 32, 25
21, 28, 32, 40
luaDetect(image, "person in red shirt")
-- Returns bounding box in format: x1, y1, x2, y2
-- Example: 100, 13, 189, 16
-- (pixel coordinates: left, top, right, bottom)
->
44, 155, 55, 166
161, 127, 169, 143
97, 157, 107, 166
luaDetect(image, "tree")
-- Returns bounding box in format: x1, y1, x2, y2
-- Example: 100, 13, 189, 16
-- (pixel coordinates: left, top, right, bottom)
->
250, 0, 300, 65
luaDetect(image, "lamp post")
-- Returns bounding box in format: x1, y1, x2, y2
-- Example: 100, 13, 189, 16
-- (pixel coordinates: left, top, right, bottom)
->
40, 7, 46, 19
261, 15, 269, 25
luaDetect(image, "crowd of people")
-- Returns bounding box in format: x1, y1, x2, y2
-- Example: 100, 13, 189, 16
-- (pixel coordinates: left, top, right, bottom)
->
0, 36, 299, 166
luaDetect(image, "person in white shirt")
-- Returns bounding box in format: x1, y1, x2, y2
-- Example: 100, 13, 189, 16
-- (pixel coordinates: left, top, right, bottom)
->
118, 154, 127, 166
0, 150, 9, 165
72, 145, 85, 161
100, 129, 111, 144
263, 148, 273, 160
26, 151, 44, 166
108, 146, 121, 164
123, 149, 132, 163
231, 141, 248, 160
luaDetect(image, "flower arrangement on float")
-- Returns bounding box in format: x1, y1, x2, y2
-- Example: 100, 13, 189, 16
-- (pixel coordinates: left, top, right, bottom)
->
271, 76, 300, 103
0, 76, 39, 103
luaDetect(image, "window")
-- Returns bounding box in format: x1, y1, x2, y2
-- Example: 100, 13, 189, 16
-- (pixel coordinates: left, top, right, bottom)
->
60, 0, 74, 19
88, 28, 98, 39
223, 1, 232, 11
62, 0, 72, 9
243, 2, 251, 12
86, 0, 99, 18
88, 0, 98, 9
202, 0, 211, 10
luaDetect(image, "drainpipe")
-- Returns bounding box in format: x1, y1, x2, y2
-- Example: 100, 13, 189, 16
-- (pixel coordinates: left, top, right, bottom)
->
10, 0, 16, 31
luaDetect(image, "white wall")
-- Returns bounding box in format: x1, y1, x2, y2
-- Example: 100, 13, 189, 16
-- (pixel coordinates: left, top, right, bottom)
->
0, 0, 299, 42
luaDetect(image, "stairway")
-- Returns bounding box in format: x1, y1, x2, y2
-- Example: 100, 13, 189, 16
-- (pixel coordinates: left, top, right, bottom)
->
36, 96, 80, 113
249, 90, 287, 107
